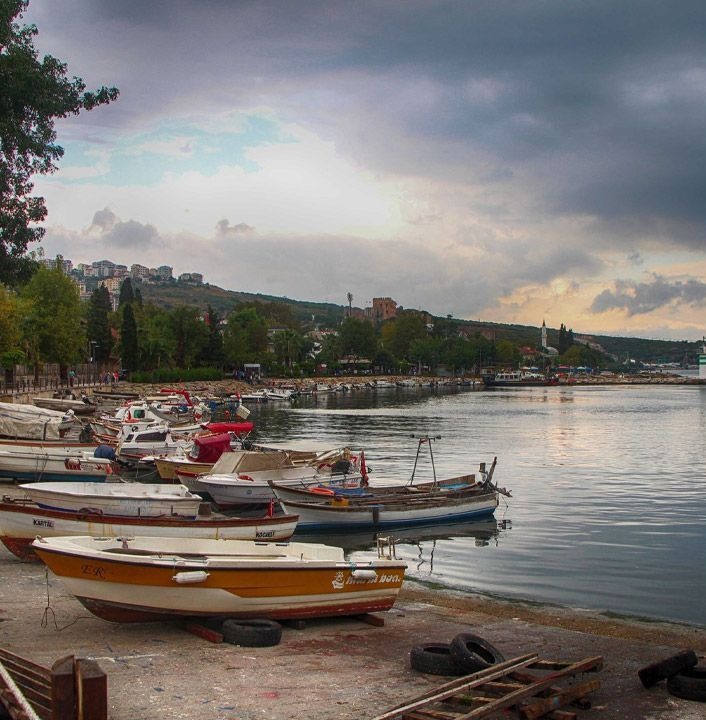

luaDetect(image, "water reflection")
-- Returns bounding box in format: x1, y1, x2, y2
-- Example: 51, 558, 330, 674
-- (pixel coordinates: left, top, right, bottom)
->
294, 516, 504, 553
247, 384, 706, 625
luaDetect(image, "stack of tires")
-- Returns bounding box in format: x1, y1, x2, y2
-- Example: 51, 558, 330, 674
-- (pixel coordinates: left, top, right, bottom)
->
639, 649, 706, 703
410, 633, 505, 676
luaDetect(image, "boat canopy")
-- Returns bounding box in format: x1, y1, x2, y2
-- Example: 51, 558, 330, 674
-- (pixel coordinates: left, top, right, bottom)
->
204, 421, 254, 436
190, 433, 232, 463
209, 450, 294, 475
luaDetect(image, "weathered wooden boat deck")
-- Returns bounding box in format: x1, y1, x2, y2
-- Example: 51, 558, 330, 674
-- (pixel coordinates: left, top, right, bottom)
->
1, 545, 704, 719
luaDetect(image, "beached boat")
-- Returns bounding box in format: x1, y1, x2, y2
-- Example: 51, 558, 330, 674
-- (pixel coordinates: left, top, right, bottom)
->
0, 402, 77, 440
0, 500, 298, 561
191, 446, 364, 506
18, 481, 202, 517
0, 448, 113, 483
32, 396, 96, 415
32, 535, 407, 622
154, 432, 235, 481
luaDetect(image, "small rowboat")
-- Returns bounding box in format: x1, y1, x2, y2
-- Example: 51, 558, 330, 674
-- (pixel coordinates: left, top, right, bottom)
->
0, 500, 298, 561
32, 535, 407, 623
18, 481, 202, 518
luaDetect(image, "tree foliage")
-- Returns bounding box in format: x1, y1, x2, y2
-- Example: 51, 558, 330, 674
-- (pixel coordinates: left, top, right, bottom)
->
0, 1, 118, 284
20, 263, 84, 374
86, 285, 113, 363
120, 303, 138, 371
339, 317, 377, 359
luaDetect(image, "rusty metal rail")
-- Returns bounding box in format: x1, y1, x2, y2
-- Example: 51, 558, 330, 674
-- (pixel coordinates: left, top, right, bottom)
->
372, 654, 603, 720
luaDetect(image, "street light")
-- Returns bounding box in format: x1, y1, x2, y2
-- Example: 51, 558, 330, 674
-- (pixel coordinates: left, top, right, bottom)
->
89, 341, 99, 385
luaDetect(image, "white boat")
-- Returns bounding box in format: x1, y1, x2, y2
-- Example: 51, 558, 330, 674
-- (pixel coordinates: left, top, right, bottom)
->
0, 500, 299, 561
0, 448, 113, 483
32, 535, 407, 623
116, 425, 191, 464
19, 481, 203, 517
0, 402, 77, 440
190, 446, 364, 506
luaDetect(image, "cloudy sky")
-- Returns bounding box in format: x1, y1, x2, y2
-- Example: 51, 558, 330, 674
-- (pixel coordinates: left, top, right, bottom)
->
23, 1, 706, 339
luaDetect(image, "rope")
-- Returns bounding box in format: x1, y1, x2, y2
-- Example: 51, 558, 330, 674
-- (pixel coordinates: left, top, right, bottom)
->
40, 567, 94, 632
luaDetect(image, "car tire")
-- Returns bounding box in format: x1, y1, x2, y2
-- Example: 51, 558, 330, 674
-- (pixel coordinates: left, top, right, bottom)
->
410, 643, 467, 676
222, 619, 282, 647
449, 633, 505, 673
638, 649, 698, 688
667, 664, 706, 702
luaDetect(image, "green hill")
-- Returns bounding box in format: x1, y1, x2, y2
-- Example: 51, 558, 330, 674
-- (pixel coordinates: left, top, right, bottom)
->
137, 280, 702, 364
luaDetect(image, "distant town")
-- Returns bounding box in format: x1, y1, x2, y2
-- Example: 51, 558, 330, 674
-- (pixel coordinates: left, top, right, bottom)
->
40, 256, 203, 310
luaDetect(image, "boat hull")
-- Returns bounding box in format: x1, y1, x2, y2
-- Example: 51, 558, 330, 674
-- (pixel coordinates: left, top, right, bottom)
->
32, 536, 405, 622
0, 503, 298, 561
19, 481, 201, 517
0, 450, 110, 483
279, 491, 499, 531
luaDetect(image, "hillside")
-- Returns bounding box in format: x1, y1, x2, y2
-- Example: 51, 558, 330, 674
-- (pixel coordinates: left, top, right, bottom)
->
137, 280, 703, 364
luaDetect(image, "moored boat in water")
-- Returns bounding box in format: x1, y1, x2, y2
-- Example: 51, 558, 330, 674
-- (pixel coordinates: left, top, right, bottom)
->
482, 370, 558, 387
31, 535, 407, 622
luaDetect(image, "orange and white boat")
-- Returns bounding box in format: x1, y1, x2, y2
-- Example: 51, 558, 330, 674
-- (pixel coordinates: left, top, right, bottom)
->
32, 535, 406, 623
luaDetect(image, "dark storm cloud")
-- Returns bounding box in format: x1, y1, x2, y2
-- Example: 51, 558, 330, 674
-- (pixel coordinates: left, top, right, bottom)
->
591, 275, 706, 315
26, 1, 706, 249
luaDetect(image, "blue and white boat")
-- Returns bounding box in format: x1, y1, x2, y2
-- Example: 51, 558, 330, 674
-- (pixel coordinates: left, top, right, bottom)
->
272, 447, 507, 531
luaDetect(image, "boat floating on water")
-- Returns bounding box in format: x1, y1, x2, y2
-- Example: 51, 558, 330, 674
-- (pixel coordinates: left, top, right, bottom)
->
32, 535, 407, 623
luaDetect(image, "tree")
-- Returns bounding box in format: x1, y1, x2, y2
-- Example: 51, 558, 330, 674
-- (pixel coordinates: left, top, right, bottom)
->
381, 311, 427, 360
223, 307, 268, 366
169, 306, 207, 369
118, 277, 134, 307
338, 317, 377, 359
21, 263, 84, 378
0, 1, 118, 285
200, 305, 224, 368
138, 304, 174, 370
86, 285, 113, 364
120, 303, 138, 372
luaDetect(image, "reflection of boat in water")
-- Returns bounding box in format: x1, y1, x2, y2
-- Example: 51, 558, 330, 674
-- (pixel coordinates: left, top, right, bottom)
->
293, 517, 501, 552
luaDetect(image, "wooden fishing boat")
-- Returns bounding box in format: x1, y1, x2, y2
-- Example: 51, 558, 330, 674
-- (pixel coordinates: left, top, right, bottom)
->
272, 443, 508, 531
18, 481, 202, 517
0, 500, 298, 561
274, 483, 500, 531
32, 535, 407, 622
0, 402, 77, 440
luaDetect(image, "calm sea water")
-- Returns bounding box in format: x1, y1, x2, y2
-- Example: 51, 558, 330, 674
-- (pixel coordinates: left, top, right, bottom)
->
247, 384, 706, 626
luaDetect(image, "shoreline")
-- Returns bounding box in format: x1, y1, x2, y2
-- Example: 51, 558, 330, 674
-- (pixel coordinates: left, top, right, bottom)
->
1, 547, 704, 719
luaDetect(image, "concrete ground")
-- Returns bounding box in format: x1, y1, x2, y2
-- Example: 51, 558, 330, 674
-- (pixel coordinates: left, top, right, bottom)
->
1, 545, 705, 720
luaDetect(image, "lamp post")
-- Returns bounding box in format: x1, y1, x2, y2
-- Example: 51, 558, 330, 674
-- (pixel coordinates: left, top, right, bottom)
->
89, 341, 99, 385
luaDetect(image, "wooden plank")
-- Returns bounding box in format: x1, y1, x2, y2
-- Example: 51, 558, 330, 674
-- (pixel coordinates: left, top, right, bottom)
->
519, 679, 601, 720
75, 659, 107, 720
370, 655, 539, 720
0, 662, 42, 720
452, 656, 604, 720
355, 613, 385, 627
184, 623, 223, 644
510, 670, 592, 709
0, 650, 51, 682
50, 656, 75, 720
